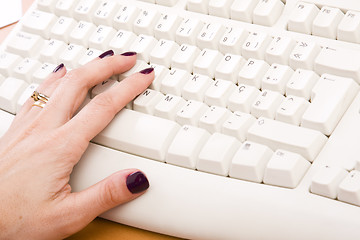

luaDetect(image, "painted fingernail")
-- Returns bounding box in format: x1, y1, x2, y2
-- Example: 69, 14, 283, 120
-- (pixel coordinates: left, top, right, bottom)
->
139, 67, 154, 75
126, 171, 149, 194
99, 50, 114, 59
53, 63, 64, 73
121, 51, 137, 56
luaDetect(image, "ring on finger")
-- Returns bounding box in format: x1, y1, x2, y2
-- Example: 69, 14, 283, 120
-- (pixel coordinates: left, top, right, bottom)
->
31, 91, 50, 103
32, 100, 47, 109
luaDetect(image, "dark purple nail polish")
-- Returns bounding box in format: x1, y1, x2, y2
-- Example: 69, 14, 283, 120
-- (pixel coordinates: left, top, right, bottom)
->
121, 51, 137, 56
53, 63, 64, 73
140, 67, 154, 75
126, 171, 149, 194
99, 50, 114, 59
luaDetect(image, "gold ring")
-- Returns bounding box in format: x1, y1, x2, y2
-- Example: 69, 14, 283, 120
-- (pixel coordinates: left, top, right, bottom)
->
31, 91, 50, 103
32, 100, 47, 108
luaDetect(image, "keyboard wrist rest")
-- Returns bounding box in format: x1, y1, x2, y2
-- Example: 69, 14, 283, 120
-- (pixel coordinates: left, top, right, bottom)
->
70, 142, 360, 240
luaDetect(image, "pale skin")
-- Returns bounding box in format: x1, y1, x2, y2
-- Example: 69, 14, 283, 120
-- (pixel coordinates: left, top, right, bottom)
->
0, 53, 154, 239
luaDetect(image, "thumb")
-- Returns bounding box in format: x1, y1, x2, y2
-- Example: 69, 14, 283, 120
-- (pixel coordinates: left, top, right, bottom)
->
60, 169, 149, 235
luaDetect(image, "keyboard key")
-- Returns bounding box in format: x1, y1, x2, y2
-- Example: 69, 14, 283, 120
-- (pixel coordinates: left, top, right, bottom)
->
193, 48, 223, 78
197, 23, 225, 49
176, 18, 204, 45
263, 149, 310, 188
182, 73, 212, 101
286, 69, 318, 100
55, 0, 78, 17
167, 125, 210, 169
93, 0, 118, 26
251, 90, 284, 119
219, 27, 248, 55
265, 36, 296, 65
227, 84, 259, 113
108, 30, 136, 54
0, 51, 22, 76
160, 68, 190, 96
208, 0, 234, 18
154, 94, 186, 120
247, 117, 327, 162
154, 14, 183, 41
6, 32, 44, 57
230, 141, 273, 183
338, 170, 360, 206
73, 0, 99, 21
237, 58, 269, 88
312, 6, 344, 39
148, 63, 169, 91
253, 0, 284, 26
176, 100, 208, 126
156, 0, 179, 7
197, 132, 241, 176
150, 39, 179, 68
215, 53, 245, 83
78, 48, 103, 66
288, 2, 319, 34
13, 58, 41, 83
88, 25, 116, 50
275, 95, 309, 126
242, 32, 272, 60
0, 77, 28, 114
69, 21, 97, 47
93, 108, 181, 162
22, 9, 57, 39
171, 44, 200, 72
39, 39, 67, 64
289, 41, 321, 70
113, 5, 140, 31
32, 62, 58, 84
311, 165, 348, 199
301, 74, 358, 135
261, 63, 294, 94
337, 11, 360, 43
199, 105, 231, 133
222, 111, 255, 141
204, 79, 235, 107
187, 0, 210, 14
37, 0, 57, 13
133, 89, 163, 114
230, 0, 257, 23
129, 34, 158, 62
133, 9, 161, 36
50, 16, 77, 43
59, 43, 87, 69
314, 47, 360, 83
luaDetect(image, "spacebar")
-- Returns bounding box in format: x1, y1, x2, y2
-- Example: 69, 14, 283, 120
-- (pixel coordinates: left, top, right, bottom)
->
92, 109, 181, 161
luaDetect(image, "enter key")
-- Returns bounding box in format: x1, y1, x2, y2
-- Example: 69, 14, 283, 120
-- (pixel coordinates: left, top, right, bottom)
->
301, 74, 359, 135
315, 46, 360, 83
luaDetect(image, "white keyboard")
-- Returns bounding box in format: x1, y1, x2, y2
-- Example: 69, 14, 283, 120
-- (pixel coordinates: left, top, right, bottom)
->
1, 0, 360, 239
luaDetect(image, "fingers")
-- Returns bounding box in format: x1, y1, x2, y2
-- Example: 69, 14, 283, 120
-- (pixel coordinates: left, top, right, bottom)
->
65, 69, 154, 142
42, 52, 138, 126
60, 169, 149, 234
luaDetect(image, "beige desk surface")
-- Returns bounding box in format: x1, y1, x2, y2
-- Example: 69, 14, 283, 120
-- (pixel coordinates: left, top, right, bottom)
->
0, 0, 181, 239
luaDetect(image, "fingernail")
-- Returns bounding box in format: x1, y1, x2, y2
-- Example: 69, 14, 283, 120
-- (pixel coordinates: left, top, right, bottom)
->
53, 63, 64, 73
121, 51, 137, 56
99, 50, 114, 59
126, 171, 149, 194
139, 67, 154, 75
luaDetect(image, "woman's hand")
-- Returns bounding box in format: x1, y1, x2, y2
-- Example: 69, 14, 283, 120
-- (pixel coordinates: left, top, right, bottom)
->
0, 50, 154, 239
